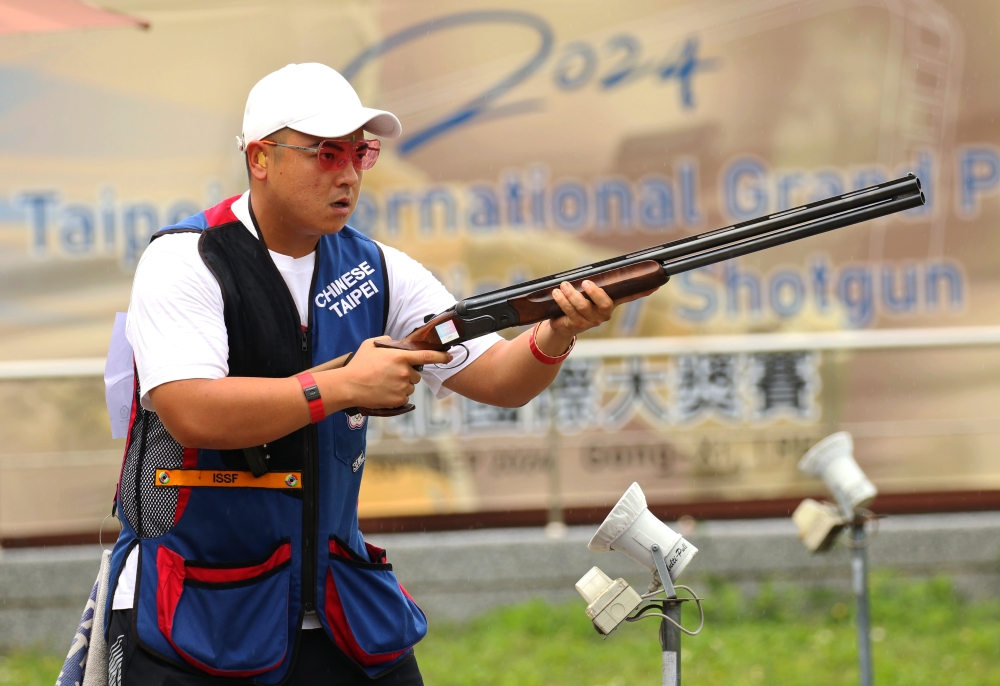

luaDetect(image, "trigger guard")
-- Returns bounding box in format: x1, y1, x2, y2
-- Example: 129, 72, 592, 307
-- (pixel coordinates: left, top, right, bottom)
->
359, 404, 416, 417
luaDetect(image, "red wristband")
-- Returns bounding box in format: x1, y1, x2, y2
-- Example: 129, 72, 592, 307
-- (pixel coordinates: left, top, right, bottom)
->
529, 322, 575, 365
296, 372, 326, 424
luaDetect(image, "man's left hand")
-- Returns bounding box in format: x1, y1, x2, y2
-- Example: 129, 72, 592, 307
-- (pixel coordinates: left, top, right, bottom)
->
444, 279, 660, 406
535, 280, 659, 356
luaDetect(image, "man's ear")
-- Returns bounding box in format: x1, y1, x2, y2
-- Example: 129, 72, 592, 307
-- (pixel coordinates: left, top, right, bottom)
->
247, 142, 268, 180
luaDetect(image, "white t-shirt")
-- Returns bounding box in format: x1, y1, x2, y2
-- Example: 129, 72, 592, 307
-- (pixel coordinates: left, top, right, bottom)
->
113, 191, 500, 626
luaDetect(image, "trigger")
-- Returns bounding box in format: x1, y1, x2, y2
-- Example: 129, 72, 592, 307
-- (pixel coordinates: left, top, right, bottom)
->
423, 313, 436, 323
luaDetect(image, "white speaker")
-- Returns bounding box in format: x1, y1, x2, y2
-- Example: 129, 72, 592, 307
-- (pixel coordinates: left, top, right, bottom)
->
588, 482, 698, 585
798, 432, 877, 520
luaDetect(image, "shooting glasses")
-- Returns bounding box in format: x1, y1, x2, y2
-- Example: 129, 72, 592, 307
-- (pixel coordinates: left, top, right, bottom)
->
259, 138, 381, 171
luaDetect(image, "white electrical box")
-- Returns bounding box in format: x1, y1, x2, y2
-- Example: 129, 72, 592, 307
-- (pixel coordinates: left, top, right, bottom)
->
575, 566, 643, 635
792, 498, 847, 553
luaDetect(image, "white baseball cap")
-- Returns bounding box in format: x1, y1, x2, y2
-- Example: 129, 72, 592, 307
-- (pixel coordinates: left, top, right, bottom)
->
237, 63, 401, 151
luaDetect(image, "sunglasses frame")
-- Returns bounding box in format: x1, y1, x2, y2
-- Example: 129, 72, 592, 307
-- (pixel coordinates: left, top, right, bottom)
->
258, 138, 381, 171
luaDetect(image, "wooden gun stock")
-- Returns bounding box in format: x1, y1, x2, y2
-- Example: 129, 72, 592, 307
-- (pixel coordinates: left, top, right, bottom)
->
374, 260, 669, 355
338, 263, 667, 416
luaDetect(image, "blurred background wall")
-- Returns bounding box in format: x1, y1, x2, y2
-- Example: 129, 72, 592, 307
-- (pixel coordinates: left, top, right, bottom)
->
1, 0, 999, 546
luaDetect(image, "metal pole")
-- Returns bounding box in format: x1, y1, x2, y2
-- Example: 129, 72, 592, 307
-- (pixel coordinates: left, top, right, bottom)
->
852, 523, 873, 686
659, 602, 681, 686
651, 543, 681, 686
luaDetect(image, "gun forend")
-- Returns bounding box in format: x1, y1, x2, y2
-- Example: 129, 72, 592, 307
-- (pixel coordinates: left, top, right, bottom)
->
373, 260, 668, 354
507, 260, 668, 324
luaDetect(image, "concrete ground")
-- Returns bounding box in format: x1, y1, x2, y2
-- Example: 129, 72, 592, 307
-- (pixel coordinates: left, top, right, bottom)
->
2, 512, 998, 654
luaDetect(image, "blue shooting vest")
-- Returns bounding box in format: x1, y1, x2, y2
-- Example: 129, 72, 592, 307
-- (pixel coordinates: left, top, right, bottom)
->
107, 196, 426, 683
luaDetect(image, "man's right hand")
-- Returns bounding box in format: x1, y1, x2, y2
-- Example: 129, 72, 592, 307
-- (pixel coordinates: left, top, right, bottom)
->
319, 337, 452, 412
150, 338, 451, 449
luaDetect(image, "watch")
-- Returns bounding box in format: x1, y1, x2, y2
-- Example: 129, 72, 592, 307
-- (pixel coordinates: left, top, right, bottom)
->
296, 372, 326, 424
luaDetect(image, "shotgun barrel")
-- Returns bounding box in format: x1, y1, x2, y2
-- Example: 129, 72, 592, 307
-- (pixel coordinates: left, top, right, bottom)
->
356, 174, 925, 415
381, 174, 924, 356
459, 174, 922, 313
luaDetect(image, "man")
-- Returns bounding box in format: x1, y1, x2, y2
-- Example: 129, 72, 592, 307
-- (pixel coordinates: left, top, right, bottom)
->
106, 63, 653, 685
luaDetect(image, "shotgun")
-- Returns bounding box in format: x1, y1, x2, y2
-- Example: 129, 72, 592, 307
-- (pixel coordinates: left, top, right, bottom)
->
315, 173, 924, 416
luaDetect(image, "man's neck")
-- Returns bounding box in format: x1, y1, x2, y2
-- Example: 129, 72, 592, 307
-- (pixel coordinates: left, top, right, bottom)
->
249, 193, 319, 259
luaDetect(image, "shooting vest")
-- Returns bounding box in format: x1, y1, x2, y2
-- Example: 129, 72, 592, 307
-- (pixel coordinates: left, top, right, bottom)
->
107, 196, 426, 683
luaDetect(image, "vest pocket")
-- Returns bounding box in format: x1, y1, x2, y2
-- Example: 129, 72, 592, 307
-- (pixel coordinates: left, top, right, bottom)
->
331, 420, 367, 469
155, 540, 292, 677
324, 536, 427, 669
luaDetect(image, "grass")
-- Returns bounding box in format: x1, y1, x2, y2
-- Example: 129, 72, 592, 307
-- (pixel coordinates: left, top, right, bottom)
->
414, 573, 1000, 686
4, 574, 999, 685
0, 653, 62, 686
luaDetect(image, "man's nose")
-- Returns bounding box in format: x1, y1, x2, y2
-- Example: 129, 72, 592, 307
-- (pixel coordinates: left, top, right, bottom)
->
335, 162, 360, 186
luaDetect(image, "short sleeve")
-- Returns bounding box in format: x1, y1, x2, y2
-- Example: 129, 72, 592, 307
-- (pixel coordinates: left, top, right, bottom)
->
126, 233, 229, 409
379, 242, 501, 398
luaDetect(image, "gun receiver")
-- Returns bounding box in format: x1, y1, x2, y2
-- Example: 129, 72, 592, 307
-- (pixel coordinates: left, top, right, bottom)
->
344, 174, 925, 414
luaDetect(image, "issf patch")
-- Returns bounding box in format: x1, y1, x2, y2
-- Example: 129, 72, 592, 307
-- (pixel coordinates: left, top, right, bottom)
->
352, 451, 366, 473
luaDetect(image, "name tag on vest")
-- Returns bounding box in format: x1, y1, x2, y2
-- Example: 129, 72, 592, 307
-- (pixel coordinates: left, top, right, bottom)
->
154, 469, 301, 489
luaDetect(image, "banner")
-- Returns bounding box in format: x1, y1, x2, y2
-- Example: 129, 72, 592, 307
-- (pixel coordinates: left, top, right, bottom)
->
1, 0, 998, 531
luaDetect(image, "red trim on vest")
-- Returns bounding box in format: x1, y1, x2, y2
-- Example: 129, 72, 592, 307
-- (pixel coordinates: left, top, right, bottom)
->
399, 584, 418, 605
185, 543, 291, 584
156, 546, 186, 645
167, 648, 284, 679
181, 447, 199, 468
113, 365, 141, 508
329, 538, 386, 564
172, 447, 199, 526
324, 569, 409, 667
202, 196, 241, 227
328, 538, 355, 560
364, 541, 387, 564
172, 490, 190, 526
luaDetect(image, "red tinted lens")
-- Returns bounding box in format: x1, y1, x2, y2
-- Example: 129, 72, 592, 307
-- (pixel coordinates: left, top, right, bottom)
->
315, 140, 380, 171
316, 141, 350, 171
355, 140, 380, 171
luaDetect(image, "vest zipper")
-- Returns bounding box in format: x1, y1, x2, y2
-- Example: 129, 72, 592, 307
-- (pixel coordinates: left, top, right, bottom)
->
302, 331, 318, 612
301, 256, 321, 614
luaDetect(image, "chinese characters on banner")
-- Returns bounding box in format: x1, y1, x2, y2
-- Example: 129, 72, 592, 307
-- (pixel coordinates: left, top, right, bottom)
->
359, 351, 825, 517
373, 352, 820, 439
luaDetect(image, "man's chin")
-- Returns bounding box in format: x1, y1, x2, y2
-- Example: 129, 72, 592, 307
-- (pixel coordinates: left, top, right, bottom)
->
324, 206, 354, 233
318, 214, 350, 234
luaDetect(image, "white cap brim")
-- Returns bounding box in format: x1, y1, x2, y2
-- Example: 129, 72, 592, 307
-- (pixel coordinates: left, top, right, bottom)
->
287, 107, 401, 140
